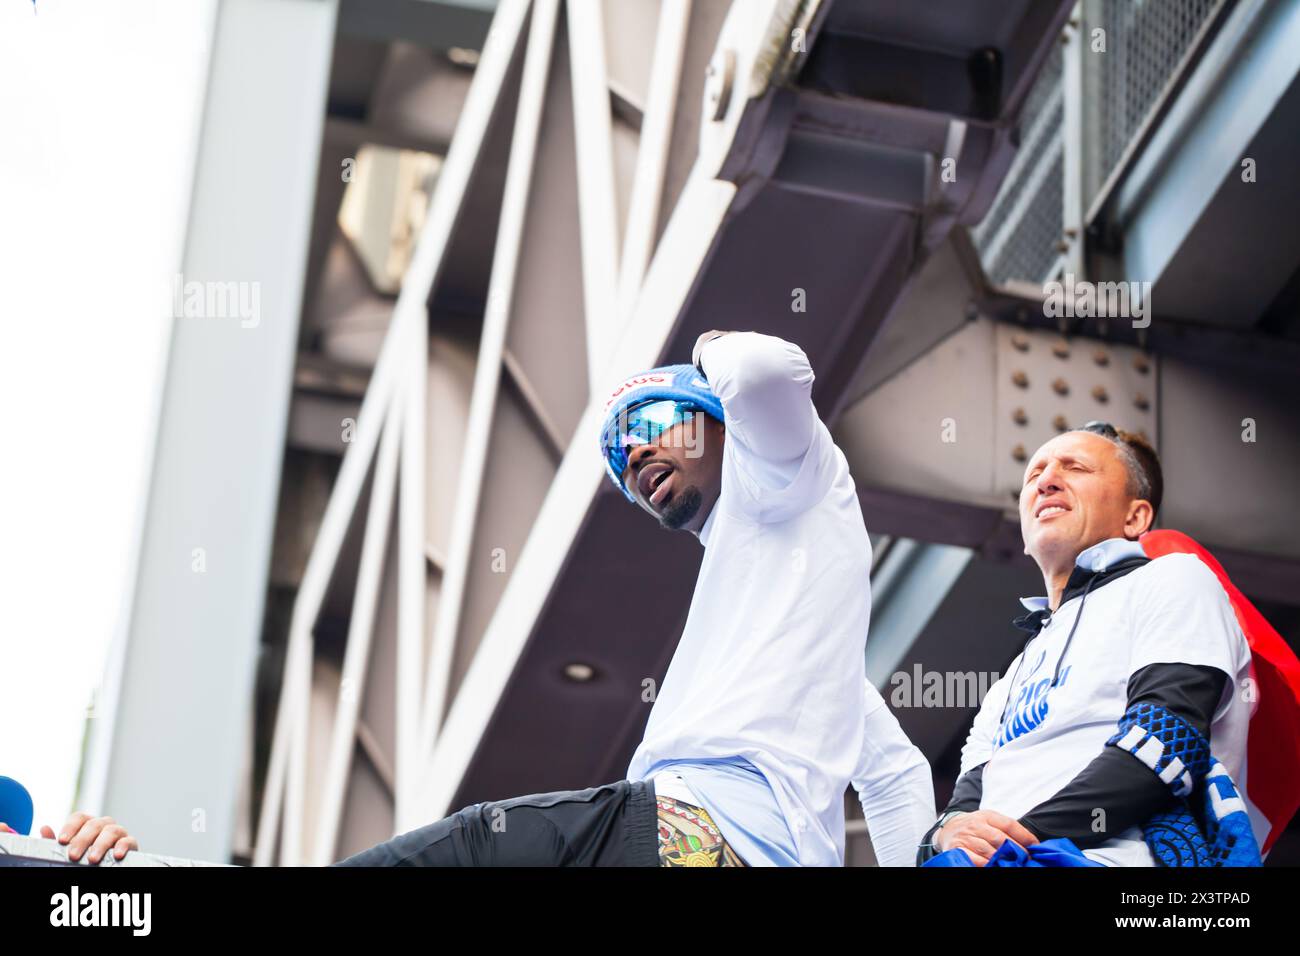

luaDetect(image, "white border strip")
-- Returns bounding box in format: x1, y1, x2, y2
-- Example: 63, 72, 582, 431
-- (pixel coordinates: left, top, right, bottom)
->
616, 0, 691, 327
412, 0, 563, 822
253, 0, 534, 865
566, 0, 622, 382
311, 392, 403, 866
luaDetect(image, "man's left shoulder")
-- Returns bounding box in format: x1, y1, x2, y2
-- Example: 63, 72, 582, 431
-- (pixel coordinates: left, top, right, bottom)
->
1124, 552, 1250, 674
1129, 551, 1245, 641
1134, 550, 1226, 594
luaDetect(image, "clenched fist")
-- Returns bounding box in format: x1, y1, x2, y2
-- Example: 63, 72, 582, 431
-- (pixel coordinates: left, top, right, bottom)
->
936, 810, 1038, 866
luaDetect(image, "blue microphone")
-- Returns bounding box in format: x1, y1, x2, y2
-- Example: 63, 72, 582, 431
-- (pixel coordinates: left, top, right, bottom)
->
0, 776, 35, 836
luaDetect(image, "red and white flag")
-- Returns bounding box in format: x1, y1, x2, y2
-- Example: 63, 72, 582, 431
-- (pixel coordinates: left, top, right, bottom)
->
1142, 530, 1300, 855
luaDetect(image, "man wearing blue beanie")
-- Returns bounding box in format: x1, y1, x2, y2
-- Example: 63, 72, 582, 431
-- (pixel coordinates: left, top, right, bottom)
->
338, 331, 933, 867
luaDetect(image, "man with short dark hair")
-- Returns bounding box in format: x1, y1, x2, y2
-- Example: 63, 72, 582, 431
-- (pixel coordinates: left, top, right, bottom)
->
918, 423, 1258, 866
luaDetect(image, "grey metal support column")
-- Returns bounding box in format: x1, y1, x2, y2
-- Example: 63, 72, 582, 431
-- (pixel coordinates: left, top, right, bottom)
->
82, 0, 339, 863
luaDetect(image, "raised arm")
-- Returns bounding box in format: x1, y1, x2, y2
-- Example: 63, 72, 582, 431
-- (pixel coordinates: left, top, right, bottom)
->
693, 330, 818, 467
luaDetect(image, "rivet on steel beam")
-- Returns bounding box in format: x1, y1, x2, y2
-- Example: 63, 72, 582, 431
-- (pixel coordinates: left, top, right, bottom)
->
1012, 407, 1028, 425
704, 49, 736, 123
1092, 385, 1109, 403
1012, 370, 1029, 388
1052, 414, 1069, 432
1010, 333, 1030, 351
1093, 349, 1109, 366
1133, 355, 1150, 374
563, 663, 596, 683
1012, 443, 1027, 462
1052, 377, 1069, 396
1052, 340, 1070, 359
1134, 392, 1150, 410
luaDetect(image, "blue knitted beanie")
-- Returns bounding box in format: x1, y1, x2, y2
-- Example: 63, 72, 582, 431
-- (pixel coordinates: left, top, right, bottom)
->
598, 364, 724, 500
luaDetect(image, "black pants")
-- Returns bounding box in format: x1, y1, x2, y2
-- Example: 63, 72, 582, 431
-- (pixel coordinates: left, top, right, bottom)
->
333, 779, 661, 867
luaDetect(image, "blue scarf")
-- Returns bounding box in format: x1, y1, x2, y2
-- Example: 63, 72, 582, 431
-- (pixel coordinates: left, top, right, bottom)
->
1108, 702, 1261, 867
924, 837, 1102, 867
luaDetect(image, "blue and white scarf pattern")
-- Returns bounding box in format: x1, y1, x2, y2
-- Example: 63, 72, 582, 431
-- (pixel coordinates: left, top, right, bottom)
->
1107, 702, 1261, 867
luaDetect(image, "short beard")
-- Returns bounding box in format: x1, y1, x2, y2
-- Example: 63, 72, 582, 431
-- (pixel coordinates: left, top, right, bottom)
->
658, 485, 702, 531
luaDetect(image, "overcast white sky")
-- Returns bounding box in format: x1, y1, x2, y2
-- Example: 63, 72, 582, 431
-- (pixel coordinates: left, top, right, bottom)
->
0, 0, 214, 831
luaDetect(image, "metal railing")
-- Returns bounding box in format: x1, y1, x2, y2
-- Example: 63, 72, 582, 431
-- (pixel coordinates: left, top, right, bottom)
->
971, 0, 1231, 289
0, 831, 228, 867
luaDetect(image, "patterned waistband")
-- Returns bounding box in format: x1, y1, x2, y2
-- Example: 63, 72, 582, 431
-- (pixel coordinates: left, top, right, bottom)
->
651, 771, 747, 867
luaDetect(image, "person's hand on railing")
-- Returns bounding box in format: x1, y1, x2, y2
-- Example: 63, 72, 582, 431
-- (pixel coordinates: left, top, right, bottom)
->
0, 811, 139, 863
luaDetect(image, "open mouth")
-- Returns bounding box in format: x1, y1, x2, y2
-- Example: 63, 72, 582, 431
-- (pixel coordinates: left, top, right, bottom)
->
636, 462, 674, 509
1035, 501, 1071, 520
649, 470, 674, 508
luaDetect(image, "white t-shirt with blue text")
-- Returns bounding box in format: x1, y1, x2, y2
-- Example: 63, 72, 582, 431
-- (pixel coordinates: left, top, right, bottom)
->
961, 538, 1256, 865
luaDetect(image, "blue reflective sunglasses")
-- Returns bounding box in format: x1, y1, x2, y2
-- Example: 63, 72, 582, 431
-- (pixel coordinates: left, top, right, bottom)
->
601, 399, 702, 488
